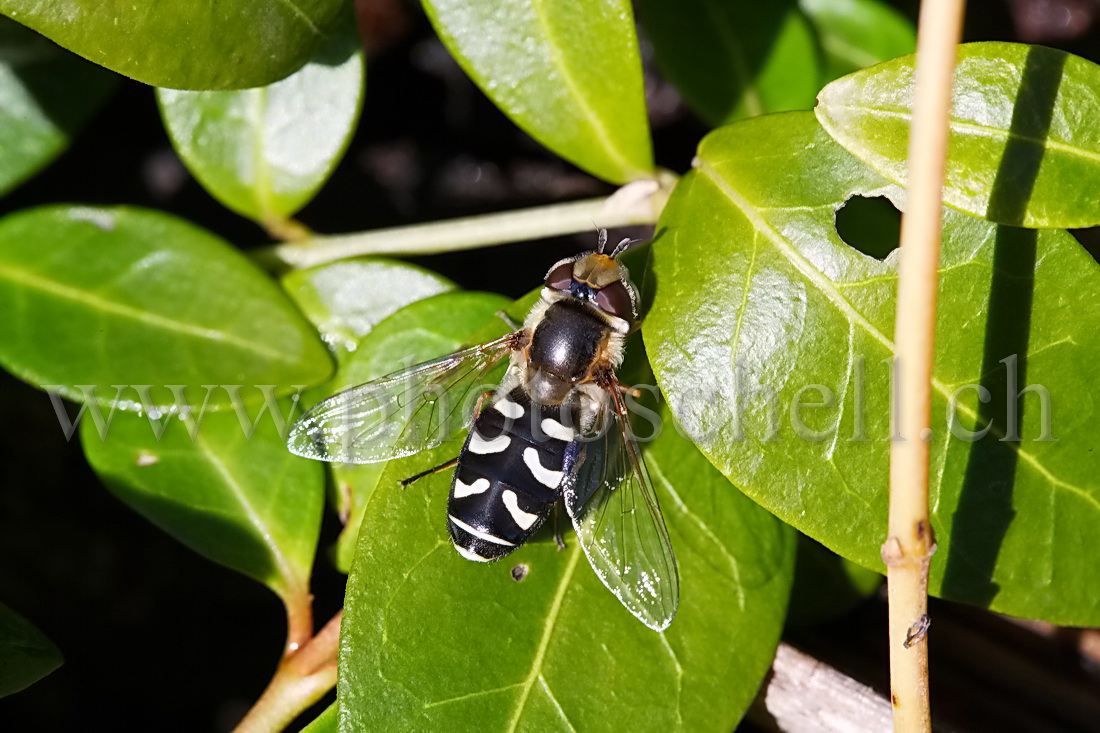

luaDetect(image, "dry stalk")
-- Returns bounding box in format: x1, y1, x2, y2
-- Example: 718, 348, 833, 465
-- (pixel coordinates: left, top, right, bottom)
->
885, 0, 966, 730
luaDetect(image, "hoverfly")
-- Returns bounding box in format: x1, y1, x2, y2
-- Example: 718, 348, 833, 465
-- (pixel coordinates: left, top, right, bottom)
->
287, 231, 678, 631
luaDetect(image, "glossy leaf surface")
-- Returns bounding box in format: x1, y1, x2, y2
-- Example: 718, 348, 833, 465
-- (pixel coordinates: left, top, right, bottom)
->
338, 295, 795, 729
80, 400, 323, 602
0, 0, 344, 89
281, 257, 455, 363
0, 17, 117, 197
0, 601, 62, 698
798, 0, 915, 82
157, 20, 364, 223
644, 111, 1100, 624
817, 42, 1100, 227
0, 206, 332, 411
422, 0, 652, 183
639, 0, 819, 125
319, 291, 511, 573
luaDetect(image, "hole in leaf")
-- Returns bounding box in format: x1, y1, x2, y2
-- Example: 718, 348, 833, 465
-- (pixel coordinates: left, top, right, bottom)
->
835, 195, 901, 261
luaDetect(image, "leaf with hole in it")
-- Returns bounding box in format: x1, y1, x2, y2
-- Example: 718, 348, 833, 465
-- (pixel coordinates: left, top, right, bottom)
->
281, 258, 456, 364
0, 601, 62, 698
338, 302, 795, 729
0, 17, 117, 197
644, 111, 1100, 625
798, 0, 915, 83
0, 0, 345, 89
421, 0, 652, 183
0, 206, 332, 411
157, 18, 364, 226
80, 400, 323, 605
816, 41, 1100, 228
316, 291, 512, 573
638, 0, 819, 126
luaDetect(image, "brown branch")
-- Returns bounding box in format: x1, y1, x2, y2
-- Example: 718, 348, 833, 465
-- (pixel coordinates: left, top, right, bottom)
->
233, 610, 344, 733
885, 0, 966, 730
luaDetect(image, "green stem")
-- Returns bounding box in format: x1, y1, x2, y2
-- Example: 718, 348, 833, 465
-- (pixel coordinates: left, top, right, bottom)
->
252, 175, 676, 272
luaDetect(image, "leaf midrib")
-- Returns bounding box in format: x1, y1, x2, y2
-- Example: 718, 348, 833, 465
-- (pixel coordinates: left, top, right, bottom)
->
528, 0, 642, 176
694, 158, 1097, 511
505, 548, 581, 732
0, 261, 292, 362
271, 0, 322, 37
822, 103, 1100, 166
193, 431, 301, 595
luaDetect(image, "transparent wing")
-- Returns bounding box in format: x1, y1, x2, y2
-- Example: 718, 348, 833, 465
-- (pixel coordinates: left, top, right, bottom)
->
287, 332, 518, 464
563, 384, 679, 631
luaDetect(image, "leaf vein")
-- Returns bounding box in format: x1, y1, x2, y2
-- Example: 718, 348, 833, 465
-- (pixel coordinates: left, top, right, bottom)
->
647, 453, 745, 610
695, 158, 1095, 509
506, 549, 581, 732
824, 104, 1100, 165
271, 0, 322, 37
193, 433, 298, 594
537, 675, 577, 732
423, 682, 524, 710
528, 0, 639, 176
0, 263, 292, 362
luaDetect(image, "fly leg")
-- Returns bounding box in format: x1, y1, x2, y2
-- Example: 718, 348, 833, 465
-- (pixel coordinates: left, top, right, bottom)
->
400, 457, 458, 488
400, 389, 494, 488
553, 501, 567, 551
617, 384, 642, 398
495, 310, 520, 330
472, 389, 494, 418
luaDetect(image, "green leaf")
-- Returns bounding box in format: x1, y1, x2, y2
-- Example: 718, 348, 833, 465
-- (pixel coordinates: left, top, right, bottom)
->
281, 257, 455, 364
0, 1, 345, 90
0, 601, 62, 698
301, 703, 338, 733
816, 42, 1100, 228
80, 399, 324, 602
0, 16, 117, 197
320, 290, 512, 573
338, 322, 795, 728
638, 0, 819, 126
799, 0, 915, 82
644, 111, 1100, 625
157, 19, 364, 224
421, 0, 653, 183
0, 206, 333, 411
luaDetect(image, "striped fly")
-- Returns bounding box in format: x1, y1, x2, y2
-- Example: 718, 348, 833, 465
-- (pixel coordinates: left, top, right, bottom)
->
287, 231, 678, 631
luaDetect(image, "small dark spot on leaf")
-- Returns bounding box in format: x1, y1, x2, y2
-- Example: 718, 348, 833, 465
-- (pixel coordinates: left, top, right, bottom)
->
835, 195, 901, 261
510, 564, 528, 582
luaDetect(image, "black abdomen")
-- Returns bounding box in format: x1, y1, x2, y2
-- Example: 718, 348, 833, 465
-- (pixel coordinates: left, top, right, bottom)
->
447, 386, 580, 562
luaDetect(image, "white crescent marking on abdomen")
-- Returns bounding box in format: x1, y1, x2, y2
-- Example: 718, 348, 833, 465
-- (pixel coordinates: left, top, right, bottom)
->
523, 447, 564, 489
468, 431, 510, 454
453, 477, 491, 498
502, 489, 539, 530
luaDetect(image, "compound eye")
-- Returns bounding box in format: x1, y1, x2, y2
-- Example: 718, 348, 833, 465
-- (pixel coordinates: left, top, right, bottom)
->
594, 281, 633, 319
546, 262, 574, 290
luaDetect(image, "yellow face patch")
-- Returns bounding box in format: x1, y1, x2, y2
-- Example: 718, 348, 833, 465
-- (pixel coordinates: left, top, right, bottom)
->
571, 253, 623, 289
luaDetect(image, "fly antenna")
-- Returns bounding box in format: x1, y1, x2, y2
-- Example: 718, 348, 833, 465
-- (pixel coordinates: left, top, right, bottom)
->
610, 237, 641, 258
596, 228, 608, 254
